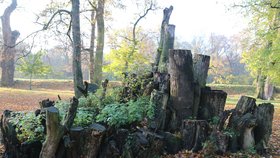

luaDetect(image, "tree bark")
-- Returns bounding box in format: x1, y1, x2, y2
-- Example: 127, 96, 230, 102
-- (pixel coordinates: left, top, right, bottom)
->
158, 24, 175, 73
93, 0, 105, 86
254, 103, 274, 154
154, 6, 173, 70
181, 120, 209, 152
65, 123, 106, 158
71, 0, 84, 98
256, 74, 266, 100
149, 90, 169, 130
193, 54, 210, 87
1, 0, 20, 87
227, 96, 257, 152
0, 110, 43, 158
192, 54, 210, 118
39, 97, 78, 158
197, 88, 227, 121
264, 77, 274, 100
168, 49, 194, 129
89, 9, 96, 84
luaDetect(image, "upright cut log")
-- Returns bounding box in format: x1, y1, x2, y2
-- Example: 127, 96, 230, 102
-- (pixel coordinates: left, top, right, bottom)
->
227, 96, 257, 152
65, 123, 106, 158
40, 97, 78, 158
0, 110, 21, 157
149, 90, 169, 130
181, 120, 209, 152
197, 88, 227, 121
192, 54, 210, 118
155, 6, 173, 70
193, 54, 210, 87
158, 24, 175, 73
254, 103, 274, 153
168, 49, 194, 129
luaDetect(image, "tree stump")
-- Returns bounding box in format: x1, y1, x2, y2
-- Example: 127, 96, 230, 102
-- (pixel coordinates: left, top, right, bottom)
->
1, 110, 21, 158
168, 49, 194, 129
159, 24, 175, 73
197, 88, 227, 121
149, 90, 169, 130
227, 96, 257, 152
192, 54, 210, 118
0, 110, 42, 158
154, 6, 173, 70
254, 103, 274, 154
181, 120, 209, 152
122, 131, 164, 158
64, 123, 106, 158
40, 97, 78, 158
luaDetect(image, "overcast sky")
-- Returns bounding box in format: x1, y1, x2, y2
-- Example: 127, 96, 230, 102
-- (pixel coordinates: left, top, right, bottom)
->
1, 0, 247, 47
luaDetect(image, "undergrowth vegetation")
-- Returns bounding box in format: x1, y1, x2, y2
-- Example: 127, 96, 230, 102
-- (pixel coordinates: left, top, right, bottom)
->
9, 85, 155, 143
9, 112, 45, 143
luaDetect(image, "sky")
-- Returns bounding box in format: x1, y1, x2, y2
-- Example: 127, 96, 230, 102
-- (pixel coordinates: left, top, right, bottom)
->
0, 0, 248, 48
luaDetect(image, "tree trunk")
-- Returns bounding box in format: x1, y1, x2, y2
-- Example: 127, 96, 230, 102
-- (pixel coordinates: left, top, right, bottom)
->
264, 77, 274, 100
158, 24, 175, 73
154, 6, 173, 70
197, 88, 227, 121
256, 74, 266, 100
1, 0, 20, 87
192, 54, 210, 118
89, 10, 96, 84
39, 97, 78, 158
93, 0, 105, 86
168, 49, 194, 129
29, 74, 32, 90
71, 0, 84, 98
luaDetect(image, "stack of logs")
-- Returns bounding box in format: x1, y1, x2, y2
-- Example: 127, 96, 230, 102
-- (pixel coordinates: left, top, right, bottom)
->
0, 50, 274, 158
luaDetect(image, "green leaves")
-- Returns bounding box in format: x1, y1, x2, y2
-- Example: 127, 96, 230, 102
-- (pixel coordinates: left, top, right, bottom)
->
96, 96, 154, 127
9, 112, 45, 143
237, 0, 280, 84
17, 50, 51, 78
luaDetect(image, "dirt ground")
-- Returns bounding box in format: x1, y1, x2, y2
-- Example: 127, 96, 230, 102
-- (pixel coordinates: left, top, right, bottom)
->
0, 80, 279, 157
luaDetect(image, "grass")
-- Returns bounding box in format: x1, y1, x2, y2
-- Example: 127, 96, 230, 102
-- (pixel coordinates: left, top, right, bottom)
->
0, 87, 73, 96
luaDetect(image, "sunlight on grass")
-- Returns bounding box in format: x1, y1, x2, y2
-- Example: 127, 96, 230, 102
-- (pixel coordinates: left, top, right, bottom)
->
0, 87, 73, 97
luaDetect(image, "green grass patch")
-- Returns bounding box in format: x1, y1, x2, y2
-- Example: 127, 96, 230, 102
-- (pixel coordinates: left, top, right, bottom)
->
208, 84, 256, 96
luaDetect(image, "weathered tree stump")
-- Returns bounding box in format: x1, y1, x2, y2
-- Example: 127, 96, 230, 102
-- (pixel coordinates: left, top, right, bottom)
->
168, 49, 194, 129
227, 96, 257, 152
154, 6, 173, 70
197, 88, 227, 121
149, 90, 169, 130
254, 103, 274, 154
63, 123, 106, 158
0, 110, 42, 158
181, 120, 209, 152
158, 24, 175, 73
122, 131, 164, 158
193, 54, 210, 87
39, 97, 78, 158
193, 54, 210, 118
161, 132, 182, 154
